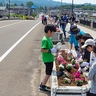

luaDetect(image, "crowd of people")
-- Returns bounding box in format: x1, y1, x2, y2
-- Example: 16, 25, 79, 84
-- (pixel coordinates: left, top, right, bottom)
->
40, 14, 96, 96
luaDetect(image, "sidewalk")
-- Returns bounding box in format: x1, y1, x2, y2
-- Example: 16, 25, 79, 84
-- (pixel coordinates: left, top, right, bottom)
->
38, 23, 96, 96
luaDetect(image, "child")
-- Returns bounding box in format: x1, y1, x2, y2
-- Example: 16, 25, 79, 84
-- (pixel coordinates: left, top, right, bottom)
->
41, 15, 44, 24
80, 39, 95, 71
39, 24, 57, 92
90, 45, 96, 67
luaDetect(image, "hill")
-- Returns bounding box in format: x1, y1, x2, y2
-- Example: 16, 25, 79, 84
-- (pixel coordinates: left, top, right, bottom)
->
0, 0, 67, 7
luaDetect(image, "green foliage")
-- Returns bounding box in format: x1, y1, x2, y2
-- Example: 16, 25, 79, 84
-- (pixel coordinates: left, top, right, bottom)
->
6, 3, 9, 9
66, 65, 72, 72
31, 13, 37, 18
56, 4, 96, 11
62, 74, 67, 78
11, 14, 16, 17
20, 3, 24, 6
76, 80, 83, 86
0, 3, 3, 6
82, 5, 96, 10
17, 14, 23, 18
64, 80, 69, 84
26, 1, 34, 8
14, 3, 17, 6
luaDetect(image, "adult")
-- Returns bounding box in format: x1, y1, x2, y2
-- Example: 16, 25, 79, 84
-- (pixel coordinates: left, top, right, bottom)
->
70, 14, 75, 26
69, 25, 85, 51
88, 62, 96, 96
60, 15, 67, 38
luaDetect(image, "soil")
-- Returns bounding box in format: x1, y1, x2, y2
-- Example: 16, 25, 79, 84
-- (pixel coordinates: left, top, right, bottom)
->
55, 50, 88, 86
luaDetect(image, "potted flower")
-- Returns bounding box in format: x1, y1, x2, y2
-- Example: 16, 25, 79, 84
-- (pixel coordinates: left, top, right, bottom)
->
57, 55, 64, 63
66, 64, 72, 72
62, 71, 68, 78
59, 64, 64, 71
75, 79, 83, 86
71, 59, 76, 65
73, 71, 81, 78
57, 64, 64, 77
79, 60, 83, 65
63, 78, 71, 84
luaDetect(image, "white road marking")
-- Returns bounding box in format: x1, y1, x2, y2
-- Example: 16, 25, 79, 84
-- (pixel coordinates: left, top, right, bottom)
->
0, 21, 25, 29
0, 21, 41, 62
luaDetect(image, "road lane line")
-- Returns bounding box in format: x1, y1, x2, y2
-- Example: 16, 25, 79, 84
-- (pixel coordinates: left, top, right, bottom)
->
0, 21, 41, 62
0, 21, 25, 29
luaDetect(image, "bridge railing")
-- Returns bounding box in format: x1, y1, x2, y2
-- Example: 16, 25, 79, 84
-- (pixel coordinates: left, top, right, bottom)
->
93, 21, 96, 28
80, 19, 91, 27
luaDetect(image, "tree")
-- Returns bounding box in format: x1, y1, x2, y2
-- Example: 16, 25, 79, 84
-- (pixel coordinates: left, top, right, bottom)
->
6, 3, 9, 9
26, 1, 34, 8
20, 3, 24, 6
0, 3, 3, 6
14, 3, 17, 6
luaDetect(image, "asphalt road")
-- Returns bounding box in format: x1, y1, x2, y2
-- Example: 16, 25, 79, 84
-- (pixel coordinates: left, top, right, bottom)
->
0, 16, 47, 96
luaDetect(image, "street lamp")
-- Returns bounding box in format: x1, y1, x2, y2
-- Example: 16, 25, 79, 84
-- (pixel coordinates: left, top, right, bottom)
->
72, 0, 74, 14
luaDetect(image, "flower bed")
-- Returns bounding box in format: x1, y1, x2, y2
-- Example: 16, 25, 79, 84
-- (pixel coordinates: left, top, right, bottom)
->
55, 50, 88, 86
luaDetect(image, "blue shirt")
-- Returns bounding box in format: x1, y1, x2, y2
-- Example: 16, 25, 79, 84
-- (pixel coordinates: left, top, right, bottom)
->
69, 30, 85, 46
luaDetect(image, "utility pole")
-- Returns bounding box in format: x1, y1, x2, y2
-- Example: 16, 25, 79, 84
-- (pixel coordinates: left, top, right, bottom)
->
9, 0, 10, 19
72, 0, 74, 14
61, 0, 62, 15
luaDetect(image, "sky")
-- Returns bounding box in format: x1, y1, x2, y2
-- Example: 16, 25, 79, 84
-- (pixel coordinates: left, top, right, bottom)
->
53, 0, 96, 4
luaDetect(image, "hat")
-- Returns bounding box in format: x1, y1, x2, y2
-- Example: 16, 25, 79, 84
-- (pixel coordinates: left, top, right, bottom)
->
69, 25, 80, 34
81, 39, 95, 48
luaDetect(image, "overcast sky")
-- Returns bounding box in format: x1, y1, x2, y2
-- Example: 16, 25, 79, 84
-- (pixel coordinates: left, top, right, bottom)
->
53, 0, 96, 4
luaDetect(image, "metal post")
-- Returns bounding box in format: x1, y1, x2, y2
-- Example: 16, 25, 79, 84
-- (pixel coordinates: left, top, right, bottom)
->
72, 0, 73, 14
61, 0, 62, 14
9, 0, 10, 19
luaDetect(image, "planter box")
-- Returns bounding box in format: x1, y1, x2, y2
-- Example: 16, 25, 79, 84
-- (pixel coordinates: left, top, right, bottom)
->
52, 32, 64, 42
51, 50, 91, 96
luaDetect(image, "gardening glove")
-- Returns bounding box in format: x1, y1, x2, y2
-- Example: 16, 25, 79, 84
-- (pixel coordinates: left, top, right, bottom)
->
50, 47, 57, 53
83, 66, 89, 72
67, 50, 72, 55
80, 62, 89, 67
78, 67, 82, 73
55, 42, 62, 50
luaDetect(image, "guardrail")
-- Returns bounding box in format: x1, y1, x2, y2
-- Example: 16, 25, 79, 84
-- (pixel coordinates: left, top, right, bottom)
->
79, 19, 96, 29
93, 21, 96, 28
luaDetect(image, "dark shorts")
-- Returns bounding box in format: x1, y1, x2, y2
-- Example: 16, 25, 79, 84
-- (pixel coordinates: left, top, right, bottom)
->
44, 62, 53, 75
75, 21, 78, 23
87, 93, 96, 96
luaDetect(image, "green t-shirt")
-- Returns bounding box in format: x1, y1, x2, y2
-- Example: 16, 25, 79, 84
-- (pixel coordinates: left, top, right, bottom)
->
41, 36, 54, 63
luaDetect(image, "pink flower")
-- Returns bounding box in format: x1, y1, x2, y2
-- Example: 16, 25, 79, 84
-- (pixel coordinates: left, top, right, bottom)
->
58, 52, 62, 55
73, 71, 80, 78
61, 61, 67, 65
75, 78, 81, 81
57, 55, 64, 62
75, 62, 79, 69
81, 77, 85, 81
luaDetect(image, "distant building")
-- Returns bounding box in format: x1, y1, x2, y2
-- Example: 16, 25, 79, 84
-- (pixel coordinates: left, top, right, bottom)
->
0, 6, 8, 17
9, 6, 29, 16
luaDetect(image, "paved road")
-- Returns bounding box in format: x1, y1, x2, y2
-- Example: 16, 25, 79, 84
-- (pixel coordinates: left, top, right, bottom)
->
0, 16, 49, 96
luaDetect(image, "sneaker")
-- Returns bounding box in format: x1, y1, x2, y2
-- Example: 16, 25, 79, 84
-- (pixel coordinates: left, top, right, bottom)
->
45, 85, 51, 89
39, 83, 50, 93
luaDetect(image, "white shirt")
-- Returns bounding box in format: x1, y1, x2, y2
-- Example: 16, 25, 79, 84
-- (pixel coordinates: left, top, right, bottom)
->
90, 51, 96, 66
